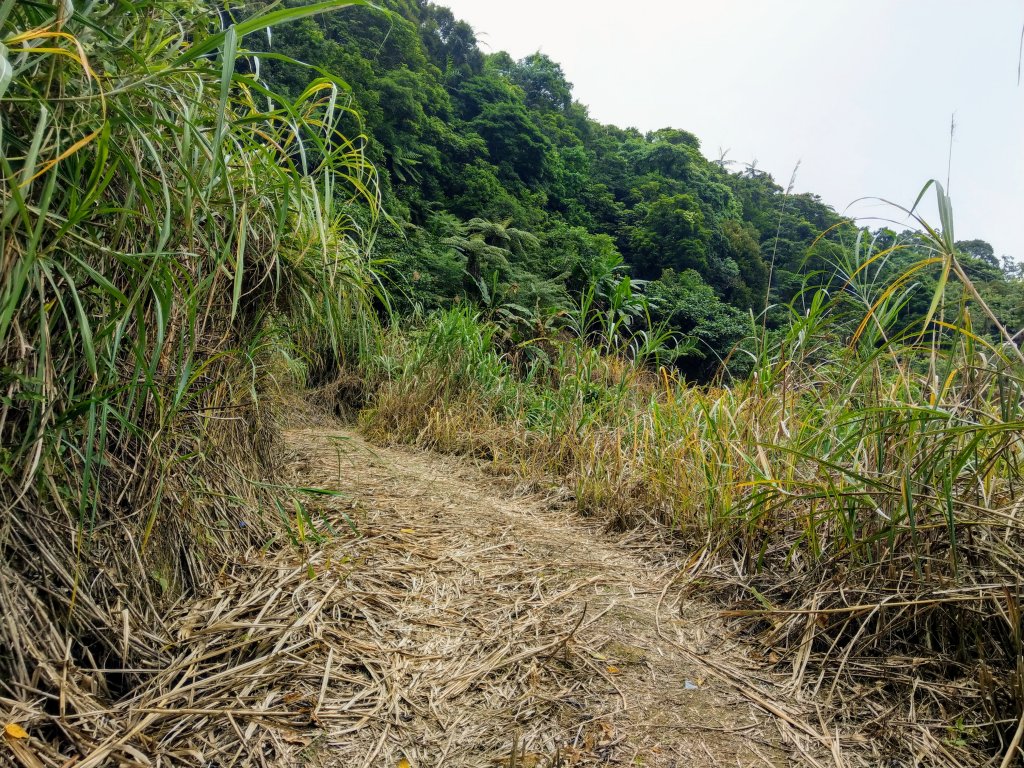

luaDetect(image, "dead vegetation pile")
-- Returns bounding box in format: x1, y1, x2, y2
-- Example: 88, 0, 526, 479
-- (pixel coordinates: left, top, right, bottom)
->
1, 482, 610, 767
2, 421, 744, 768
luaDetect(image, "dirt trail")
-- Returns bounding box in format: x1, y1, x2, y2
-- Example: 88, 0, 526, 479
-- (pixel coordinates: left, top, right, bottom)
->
283, 424, 824, 768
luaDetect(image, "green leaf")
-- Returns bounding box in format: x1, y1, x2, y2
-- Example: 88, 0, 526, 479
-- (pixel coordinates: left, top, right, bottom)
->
208, 24, 237, 192
0, 44, 12, 100
174, 1, 376, 66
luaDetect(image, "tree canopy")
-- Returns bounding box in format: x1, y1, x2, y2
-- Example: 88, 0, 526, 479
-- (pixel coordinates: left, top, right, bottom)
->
261, 0, 1021, 377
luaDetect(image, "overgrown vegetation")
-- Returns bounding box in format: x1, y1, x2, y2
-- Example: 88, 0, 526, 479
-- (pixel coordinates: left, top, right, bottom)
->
4, 0, 1024, 766
260, 0, 1024, 382
254, 7, 1024, 761
358, 183, 1024, 764
0, 0, 380, 762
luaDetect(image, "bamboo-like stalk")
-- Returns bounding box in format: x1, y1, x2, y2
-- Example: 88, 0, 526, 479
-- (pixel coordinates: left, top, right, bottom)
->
0, 0, 381, 762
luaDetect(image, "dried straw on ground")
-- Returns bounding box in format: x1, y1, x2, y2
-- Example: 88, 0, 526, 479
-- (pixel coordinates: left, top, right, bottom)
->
3, 418, 859, 767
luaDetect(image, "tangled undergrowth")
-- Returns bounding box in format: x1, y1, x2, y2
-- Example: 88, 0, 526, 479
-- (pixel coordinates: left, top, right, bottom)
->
0, 1, 382, 763
359, 195, 1024, 766
3, 2, 1023, 767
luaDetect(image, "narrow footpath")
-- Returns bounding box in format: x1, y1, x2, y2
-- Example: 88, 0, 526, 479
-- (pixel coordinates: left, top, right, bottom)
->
280, 424, 838, 768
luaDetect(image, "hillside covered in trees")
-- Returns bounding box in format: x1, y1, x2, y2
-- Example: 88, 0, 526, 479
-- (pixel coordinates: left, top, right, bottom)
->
261, 0, 1023, 377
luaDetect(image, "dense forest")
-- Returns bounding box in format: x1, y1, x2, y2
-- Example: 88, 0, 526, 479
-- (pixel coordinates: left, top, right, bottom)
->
260, 0, 1023, 377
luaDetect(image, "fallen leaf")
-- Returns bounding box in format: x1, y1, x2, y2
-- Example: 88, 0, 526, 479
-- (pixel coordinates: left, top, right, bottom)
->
400, 529, 415, 535
4, 723, 28, 739
605, 665, 620, 675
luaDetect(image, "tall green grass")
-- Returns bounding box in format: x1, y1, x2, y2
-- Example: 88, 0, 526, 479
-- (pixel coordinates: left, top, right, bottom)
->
0, 0, 380, 756
361, 184, 1024, 764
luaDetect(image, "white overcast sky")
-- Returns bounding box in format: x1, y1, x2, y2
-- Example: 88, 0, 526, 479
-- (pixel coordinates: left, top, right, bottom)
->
439, 0, 1024, 260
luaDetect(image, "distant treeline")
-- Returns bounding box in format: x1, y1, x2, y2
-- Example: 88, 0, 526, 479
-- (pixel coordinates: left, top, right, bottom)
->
261, 0, 1023, 377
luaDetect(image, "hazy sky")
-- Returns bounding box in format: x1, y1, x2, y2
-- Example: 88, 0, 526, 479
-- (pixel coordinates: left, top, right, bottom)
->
440, 1, 1024, 260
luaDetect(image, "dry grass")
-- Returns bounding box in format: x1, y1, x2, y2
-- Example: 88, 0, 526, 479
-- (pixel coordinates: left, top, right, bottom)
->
365, 364, 1024, 765
277, 421, 840, 767
357, 245, 1024, 766
0, 417, 799, 768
